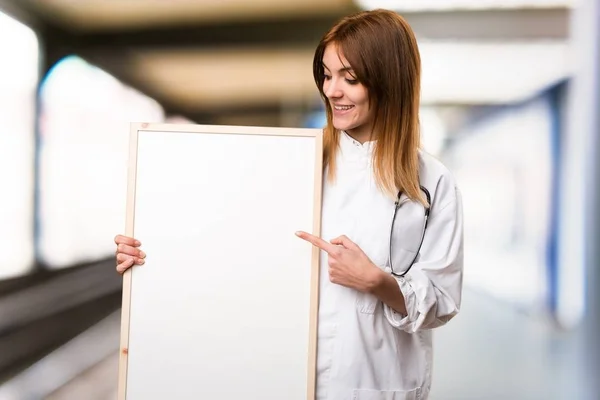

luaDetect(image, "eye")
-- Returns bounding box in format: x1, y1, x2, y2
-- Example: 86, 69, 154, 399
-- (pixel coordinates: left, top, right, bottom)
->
345, 72, 359, 85
323, 74, 332, 81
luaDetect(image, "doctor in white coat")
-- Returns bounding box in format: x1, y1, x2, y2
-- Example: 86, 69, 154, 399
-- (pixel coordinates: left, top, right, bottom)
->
115, 9, 463, 400
294, 9, 464, 400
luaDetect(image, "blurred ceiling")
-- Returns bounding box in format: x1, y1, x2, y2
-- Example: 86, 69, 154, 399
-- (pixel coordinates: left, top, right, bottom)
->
0, 0, 574, 123
22, 0, 355, 30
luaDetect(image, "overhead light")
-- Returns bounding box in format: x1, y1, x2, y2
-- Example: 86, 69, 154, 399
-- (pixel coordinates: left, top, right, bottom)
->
355, 0, 574, 11
418, 41, 570, 104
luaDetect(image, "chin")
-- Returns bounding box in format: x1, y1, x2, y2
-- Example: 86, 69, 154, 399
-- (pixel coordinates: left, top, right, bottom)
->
332, 122, 355, 132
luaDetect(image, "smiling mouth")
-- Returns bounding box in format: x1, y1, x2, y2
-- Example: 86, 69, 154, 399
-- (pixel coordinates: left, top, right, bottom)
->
333, 105, 354, 111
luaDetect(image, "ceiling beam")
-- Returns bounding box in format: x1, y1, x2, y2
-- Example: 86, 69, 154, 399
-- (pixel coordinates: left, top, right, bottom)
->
62, 14, 341, 51
407, 8, 569, 40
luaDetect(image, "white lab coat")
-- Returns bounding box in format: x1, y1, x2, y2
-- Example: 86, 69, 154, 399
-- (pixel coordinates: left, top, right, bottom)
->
316, 132, 464, 400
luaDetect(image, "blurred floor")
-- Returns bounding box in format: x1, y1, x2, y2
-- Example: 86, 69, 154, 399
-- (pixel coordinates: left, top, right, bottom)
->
46, 354, 118, 400
8, 288, 585, 400
430, 289, 586, 400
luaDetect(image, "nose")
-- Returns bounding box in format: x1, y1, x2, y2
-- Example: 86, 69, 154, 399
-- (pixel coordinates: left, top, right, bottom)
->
324, 78, 342, 100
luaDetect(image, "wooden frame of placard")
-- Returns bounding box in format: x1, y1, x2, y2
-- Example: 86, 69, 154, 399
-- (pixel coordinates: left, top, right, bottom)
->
117, 122, 323, 400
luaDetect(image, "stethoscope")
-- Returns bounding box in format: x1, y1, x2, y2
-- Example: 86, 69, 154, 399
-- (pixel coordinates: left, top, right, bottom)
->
388, 185, 431, 277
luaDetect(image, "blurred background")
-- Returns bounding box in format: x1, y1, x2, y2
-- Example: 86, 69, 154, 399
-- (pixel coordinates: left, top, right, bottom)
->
0, 0, 598, 399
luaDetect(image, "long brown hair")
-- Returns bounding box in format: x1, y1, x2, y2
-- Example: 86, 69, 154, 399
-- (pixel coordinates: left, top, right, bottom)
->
313, 9, 426, 205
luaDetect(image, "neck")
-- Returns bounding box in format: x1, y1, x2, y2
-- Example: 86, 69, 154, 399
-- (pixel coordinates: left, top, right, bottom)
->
345, 130, 373, 144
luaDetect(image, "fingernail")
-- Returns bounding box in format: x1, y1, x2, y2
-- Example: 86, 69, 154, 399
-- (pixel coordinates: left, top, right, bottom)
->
135, 240, 141, 246
295, 231, 301, 236
139, 251, 146, 258
137, 259, 145, 265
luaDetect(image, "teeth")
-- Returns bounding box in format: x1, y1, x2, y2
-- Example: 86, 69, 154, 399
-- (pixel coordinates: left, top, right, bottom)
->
334, 105, 353, 110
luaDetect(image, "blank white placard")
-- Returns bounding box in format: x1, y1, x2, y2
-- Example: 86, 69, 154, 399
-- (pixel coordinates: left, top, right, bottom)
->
118, 123, 323, 400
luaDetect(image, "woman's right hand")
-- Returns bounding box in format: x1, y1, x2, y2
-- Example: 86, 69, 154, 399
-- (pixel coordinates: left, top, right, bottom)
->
114, 234, 146, 274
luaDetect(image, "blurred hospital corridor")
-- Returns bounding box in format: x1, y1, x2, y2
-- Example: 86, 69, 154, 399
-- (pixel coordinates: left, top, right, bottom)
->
1, 0, 599, 399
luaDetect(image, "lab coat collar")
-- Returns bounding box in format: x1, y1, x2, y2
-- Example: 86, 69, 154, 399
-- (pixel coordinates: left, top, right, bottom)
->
340, 131, 375, 155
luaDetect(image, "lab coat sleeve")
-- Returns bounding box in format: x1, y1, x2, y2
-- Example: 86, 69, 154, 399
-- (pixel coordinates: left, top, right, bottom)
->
383, 184, 464, 333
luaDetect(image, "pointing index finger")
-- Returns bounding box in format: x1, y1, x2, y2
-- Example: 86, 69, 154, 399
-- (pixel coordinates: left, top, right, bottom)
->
295, 231, 337, 255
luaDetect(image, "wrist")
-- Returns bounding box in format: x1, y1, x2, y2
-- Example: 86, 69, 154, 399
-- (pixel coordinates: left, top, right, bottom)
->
365, 264, 386, 293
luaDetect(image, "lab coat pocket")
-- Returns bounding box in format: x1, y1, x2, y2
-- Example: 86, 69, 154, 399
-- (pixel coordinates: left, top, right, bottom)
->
352, 387, 421, 400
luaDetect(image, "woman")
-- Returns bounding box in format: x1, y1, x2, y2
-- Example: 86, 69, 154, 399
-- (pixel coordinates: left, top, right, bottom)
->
115, 9, 463, 400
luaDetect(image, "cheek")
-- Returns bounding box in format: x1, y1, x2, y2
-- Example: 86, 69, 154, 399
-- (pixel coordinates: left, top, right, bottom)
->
356, 101, 371, 118
359, 93, 370, 108
350, 88, 369, 108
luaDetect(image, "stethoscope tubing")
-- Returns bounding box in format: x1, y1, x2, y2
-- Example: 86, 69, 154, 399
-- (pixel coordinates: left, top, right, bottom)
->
388, 185, 431, 278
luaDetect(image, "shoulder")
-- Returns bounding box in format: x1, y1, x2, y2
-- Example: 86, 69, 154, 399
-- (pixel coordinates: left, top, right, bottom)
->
418, 150, 460, 211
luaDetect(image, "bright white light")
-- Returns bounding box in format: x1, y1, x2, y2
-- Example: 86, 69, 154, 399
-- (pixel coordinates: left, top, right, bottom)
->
38, 56, 165, 269
356, 0, 574, 11
419, 41, 570, 105
0, 11, 38, 279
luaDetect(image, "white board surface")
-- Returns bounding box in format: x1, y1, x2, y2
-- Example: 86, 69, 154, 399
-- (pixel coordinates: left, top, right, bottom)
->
118, 123, 323, 400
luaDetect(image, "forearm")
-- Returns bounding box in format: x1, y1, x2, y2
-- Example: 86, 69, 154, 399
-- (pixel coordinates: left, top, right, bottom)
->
368, 268, 407, 316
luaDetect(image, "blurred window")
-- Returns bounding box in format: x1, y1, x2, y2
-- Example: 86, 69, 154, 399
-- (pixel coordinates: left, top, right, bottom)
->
38, 56, 164, 268
0, 11, 38, 279
445, 96, 554, 311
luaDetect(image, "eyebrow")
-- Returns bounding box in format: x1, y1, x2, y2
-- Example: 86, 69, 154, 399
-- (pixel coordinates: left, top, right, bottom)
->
322, 62, 354, 73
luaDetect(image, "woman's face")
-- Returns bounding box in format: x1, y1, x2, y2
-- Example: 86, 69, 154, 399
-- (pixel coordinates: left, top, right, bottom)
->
322, 43, 374, 143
